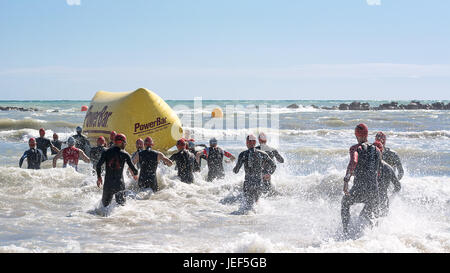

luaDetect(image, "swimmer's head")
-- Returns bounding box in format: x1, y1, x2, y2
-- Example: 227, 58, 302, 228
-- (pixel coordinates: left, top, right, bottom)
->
355, 123, 368, 143
53, 133, 58, 140
258, 132, 267, 144
176, 138, 186, 151
114, 134, 127, 149
76, 126, 82, 134
67, 137, 75, 147
188, 141, 195, 150
373, 141, 384, 153
97, 136, 106, 146
29, 138, 36, 148
144, 137, 154, 147
209, 138, 218, 147
136, 138, 144, 150
375, 132, 387, 146
246, 134, 257, 148
110, 131, 117, 141
39, 128, 45, 137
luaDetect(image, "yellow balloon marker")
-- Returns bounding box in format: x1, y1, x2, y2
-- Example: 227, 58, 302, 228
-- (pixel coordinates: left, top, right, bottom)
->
82, 88, 183, 154
211, 107, 224, 118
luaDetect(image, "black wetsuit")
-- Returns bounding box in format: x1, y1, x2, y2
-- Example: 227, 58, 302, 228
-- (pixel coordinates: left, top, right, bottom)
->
203, 147, 227, 182
379, 161, 401, 217
341, 143, 382, 234
189, 149, 202, 173
169, 150, 195, 184
73, 133, 91, 155
19, 148, 43, 169
90, 146, 106, 172
51, 140, 63, 155
256, 144, 284, 193
36, 137, 52, 161
383, 147, 404, 180
131, 148, 143, 170
96, 146, 138, 207
233, 148, 277, 207
138, 148, 159, 192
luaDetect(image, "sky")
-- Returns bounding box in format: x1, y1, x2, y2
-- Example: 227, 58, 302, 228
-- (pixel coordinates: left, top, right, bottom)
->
0, 0, 449, 100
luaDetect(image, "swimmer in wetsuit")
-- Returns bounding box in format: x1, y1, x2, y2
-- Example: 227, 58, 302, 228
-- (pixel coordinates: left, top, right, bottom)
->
169, 139, 196, 184
196, 138, 236, 182
255, 132, 284, 194
133, 137, 173, 192
233, 134, 277, 209
108, 131, 117, 148
72, 126, 91, 156
19, 138, 44, 170
96, 134, 138, 207
51, 133, 63, 155
187, 139, 205, 173
341, 124, 382, 237
52, 137, 90, 171
90, 136, 107, 174
36, 128, 59, 161
375, 132, 404, 181
373, 141, 401, 217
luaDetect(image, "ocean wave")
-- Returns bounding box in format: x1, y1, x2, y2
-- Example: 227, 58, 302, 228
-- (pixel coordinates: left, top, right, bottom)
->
0, 118, 78, 131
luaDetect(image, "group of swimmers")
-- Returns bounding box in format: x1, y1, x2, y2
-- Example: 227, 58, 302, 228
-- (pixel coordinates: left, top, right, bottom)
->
342, 123, 403, 237
20, 127, 284, 210
19, 123, 403, 236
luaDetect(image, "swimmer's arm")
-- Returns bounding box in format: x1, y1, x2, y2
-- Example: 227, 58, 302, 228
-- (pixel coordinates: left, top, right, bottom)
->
394, 154, 404, 180
96, 152, 106, 179
49, 141, 59, 153
195, 150, 204, 163
132, 152, 139, 165
391, 172, 401, 193
52, 150, 63, 168
158, 152, 173, 167
273, 150, 284, 163
233, 152, 244, 174
125, 154, 138, 176
19, 152, 27, 168
265, 154, 277, 175
79, 150, 91, 163
344, 147, 358, 182
224, 151, 236, 162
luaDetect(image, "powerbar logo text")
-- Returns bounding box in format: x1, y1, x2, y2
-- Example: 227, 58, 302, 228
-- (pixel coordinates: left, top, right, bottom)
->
84, 106, 113, 128
134, 117, 168, 134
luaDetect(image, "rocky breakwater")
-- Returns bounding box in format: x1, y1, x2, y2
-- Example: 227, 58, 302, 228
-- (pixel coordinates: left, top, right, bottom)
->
0, 106, 39, 112
286, 101, 450, 111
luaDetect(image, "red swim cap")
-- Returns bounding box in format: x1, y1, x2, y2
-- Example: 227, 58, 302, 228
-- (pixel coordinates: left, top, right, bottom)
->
29, 138, 36, 147
136, 138, 144, 145
39, 128, 45, 136
355, 123, 368, 138
115, 134, 127, 143
144, 137, 154, 146
97, 136, 106, 145
373, 141, 384, 153
177, 138, 186, 146
110, 131, 117, 139
247, 134, 257, 141
375, 132, 386, 145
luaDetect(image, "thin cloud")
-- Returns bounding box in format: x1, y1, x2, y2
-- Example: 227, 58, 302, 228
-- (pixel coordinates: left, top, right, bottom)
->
366, 0, 381, 6
66, 0, 81, 6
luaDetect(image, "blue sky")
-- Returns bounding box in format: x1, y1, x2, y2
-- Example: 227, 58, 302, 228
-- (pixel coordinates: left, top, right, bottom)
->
0, 0, 449, 100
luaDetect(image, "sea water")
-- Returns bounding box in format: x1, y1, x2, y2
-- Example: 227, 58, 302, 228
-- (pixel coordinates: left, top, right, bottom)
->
0, 100, 449, 252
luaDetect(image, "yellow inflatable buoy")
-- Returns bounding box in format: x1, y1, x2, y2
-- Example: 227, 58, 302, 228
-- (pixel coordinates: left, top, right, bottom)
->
211, 107, 224, 118
82, 88, 183, 154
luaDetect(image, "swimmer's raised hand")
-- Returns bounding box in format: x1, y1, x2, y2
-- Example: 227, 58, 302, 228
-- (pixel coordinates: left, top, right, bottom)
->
97, 177, 103, 188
